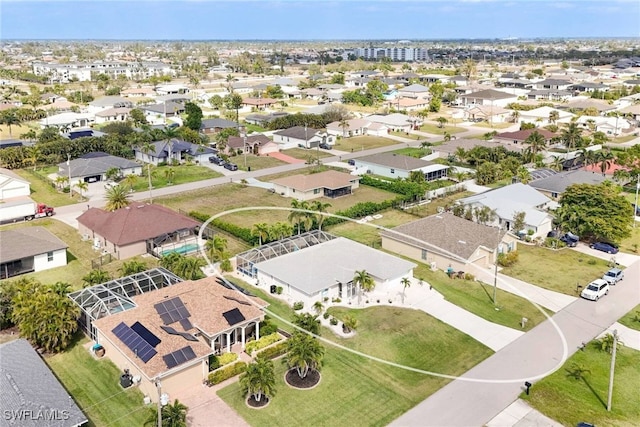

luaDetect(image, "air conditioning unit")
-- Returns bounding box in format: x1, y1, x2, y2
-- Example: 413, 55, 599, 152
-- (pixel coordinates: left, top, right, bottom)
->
430, 262, 437, 271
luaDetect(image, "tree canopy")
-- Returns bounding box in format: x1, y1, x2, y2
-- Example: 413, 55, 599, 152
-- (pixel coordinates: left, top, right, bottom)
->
556, 181, 633, 243
184, 102, 203, 131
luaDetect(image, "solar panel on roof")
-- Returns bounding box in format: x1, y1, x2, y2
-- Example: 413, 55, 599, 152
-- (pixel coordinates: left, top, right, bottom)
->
154, 297, 191, 325
222, 308, 246, 326
160, 324, 199, 342
112, 322, 157, 363
179, 318, 193, 330
163, 354, 178, 369
162, 346, 197, 369
131, 321, 161, 348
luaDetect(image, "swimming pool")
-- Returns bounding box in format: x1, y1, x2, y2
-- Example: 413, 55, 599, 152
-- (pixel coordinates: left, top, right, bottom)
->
161, 243, 200, 256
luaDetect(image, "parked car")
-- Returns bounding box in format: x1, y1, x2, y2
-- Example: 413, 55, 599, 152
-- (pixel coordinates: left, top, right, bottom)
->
104, 181, 119, 189
589, 242, 619, 254
560, 232, 579, 247
347, 159, 356, 166
319, 142, 331, 150
602, 267, 624, 285
224, 162, 238, 171
580, 279, 610, 301
208, 155, 220, 163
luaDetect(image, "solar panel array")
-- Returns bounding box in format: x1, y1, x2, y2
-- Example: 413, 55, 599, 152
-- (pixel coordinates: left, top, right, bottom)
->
163, 346, 197, 369
222, 308, 246, 326
160, 325, 199, 342
131, 321, 161, 347
179, 318, 193, 331
154, 297, 191, 325
112, 322, 158, 363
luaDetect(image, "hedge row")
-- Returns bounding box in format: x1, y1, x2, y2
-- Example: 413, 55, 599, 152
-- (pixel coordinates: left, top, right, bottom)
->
245, 332, 282, 355
323, 197, 408, 227
189, 211, 258, 245
207, 361, 247, 385
359, 175, 426, 198
255, 341, 288, 360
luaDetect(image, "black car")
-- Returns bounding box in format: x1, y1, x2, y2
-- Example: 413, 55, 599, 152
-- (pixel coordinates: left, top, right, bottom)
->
560, 232, 579, 247
319, 142, 331, 150
208, 155, 220, 163
347, 159, 356, 166
224, 162, 238, 171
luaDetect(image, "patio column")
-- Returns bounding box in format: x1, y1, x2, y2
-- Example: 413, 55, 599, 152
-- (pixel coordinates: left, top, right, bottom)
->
226, 332, 231, 353
255, 321, 260, 341
241, 326, 246, 349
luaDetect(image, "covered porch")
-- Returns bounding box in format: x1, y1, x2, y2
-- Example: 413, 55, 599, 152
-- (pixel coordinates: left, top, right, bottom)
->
206, 320, 261, 355
324, 186, 353, 198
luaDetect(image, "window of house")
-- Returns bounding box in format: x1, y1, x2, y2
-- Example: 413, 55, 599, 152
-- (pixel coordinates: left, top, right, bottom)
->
421, 249, 427, 260
390, 168, 395, 174
47, 251, 54, 262
551, 192, 558, 198
313, 189, 320, 194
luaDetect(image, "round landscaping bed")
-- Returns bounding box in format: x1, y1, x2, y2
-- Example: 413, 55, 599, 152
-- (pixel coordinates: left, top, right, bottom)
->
285, 368, 321, 389
246, 395, 270, 409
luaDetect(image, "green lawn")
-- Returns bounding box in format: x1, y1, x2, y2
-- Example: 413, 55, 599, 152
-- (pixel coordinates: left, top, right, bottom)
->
333, 136, 399, 153
521, 342, 640, 427
612, 134, 638, 143
419, 123, 465, 135
281, 147, 333, 160
218, 306, 493, 427
501, 245, 612, 296
45, 335, 149, 427
14, 168, 82, 207
617, 224, 640, 254
403, 191, 474, 218
226, 154, 286, 172
243, 123, 268, 133
390, 130, 422, 140
1, 219, 158, 290
131, 165, 222, 192
472, 121, 514, 129
328, 208, 421, 248
618, 303, 640, 331
393, 147, 432, 158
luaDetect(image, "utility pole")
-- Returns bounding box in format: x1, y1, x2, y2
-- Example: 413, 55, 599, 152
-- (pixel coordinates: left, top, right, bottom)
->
493, 225, 501, 305
607, 330, 618, 411
67, 154, 72, 199
155, 379, 162, 427
634, 174, 639, 228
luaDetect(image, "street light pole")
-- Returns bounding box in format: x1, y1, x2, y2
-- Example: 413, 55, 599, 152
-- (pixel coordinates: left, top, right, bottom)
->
243, 132, 247, 169
155, 379, 162, 427
607, 330, 619, 411
67, 154, 72, 199
493, 225, 501, 306
634, 174, 640, 228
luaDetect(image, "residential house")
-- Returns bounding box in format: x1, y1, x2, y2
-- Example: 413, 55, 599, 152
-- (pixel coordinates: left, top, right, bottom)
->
326, 118, 387, 138
134, 139, 215, 166
533, 79, 573, 91
463, 105, 511, 123
570, 82, 609, 93
77, 203, 201, 259
353, 152, 449, 181
271, 170, 360, 200
94, 106, 132, 124
0, 227, 68, 279
242, 97, 279, 111
58, 152, 141, 186
381, 213, 518, 273
397, 83, 430, 99
366, 113, 419, 132
518, 106, 575, 126
272, 126, 334, 149
0, 339, 87, 426
432, 138, 523, 159
227, 134, 279, 156
39, 112, 93, 129
0, 168, 30, 200
529, 169, 611, 200
457, 183, 553, 238
386, 97, 430, 112
200, 118, 239, 134
121, 87, 156, 97
87, 96, 133, 115
140, 102, 185, 124
575, 115, 632, 136
459, 89, 518, 107
619, 104, 640, 122
494, 128, 557, 146
155, 84, 190, 95
244, 112, 288, 126
526, 89, 572, 101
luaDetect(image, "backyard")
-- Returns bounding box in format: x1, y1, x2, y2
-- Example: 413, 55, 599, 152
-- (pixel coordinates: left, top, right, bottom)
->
501, 245, 612, 296
403, 191, 475, 218
333, 136, 400, 153
218, 305, 493, 427
521, 341, 640, 427
327, 208, 421, 248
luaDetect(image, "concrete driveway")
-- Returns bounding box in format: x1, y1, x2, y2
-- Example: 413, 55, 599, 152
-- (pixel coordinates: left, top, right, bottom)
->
571, 243, 640, 267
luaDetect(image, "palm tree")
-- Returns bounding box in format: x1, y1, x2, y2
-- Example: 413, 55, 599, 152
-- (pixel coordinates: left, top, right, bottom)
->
119, 260, 147, 276
548, 110, 560, 126
516, 166, 532, 184
0, 109, 22, 136
82, 269, 111, 287
339, 118, 349, 138
122, 173, 138, 192
523, 130, 546, 155
561, 122, 583, 151
284, 331, 324, 379
454, 147, 467, 163
164, 167, 176, 184
401, 277, 411, 304
144, 399, 188, 427
510, 110, 520, 124
23, 145, 41, 171
288, 200, 309, 235
443, 132, 452, 142
342, 314, 358, 333
312, 301, 324, 315
172, 256, 205, 280
577, 148, 596, 171
352, 269, 375, 305
205, 235, 228, 262
50, 281, 72, 296
597, 150, 615, 176
310, 200, 331, 231
74, 181, 88, 201
436, 116, 448, 129
161, 126, 180, 164
550, 155, 564, 172
292, 312, 320, 336
105, 185, 132, 211
240, 357, 276, 403
251, 222, 270, 246
598, 332, 623, 354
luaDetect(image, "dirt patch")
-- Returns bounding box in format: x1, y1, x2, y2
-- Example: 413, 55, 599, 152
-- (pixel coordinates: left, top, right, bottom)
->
285, 368, 321, 389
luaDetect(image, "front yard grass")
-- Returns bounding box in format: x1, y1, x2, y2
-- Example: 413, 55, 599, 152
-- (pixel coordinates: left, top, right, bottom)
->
281, 147, 334, 160
333, 136, 399, 152
390, 130, 422, 140
14, 168, 82, 207
419, 123, 465, 135
226, 154, 286, 172
45, 334, 149, 427
617, 224, 640, 254
521, 342, 640, 427
218, 305, 493, 427
618, 303, 640, 331
392, 147, 431, 158
500, 245, 612, 296
472, 121, 514, 129
131, 164, 222, 192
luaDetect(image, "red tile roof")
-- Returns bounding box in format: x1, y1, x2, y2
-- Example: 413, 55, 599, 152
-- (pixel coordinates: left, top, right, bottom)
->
77, 203, 200, 246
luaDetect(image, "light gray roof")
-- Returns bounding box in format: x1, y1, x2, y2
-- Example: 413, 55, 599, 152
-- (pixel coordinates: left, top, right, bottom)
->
200, 118, 238, 129
58, 153, 140, 178
401, 83, 429, 92
355, 152, 432, 171
89, 95, 131, 108
0, 339, 87, 427
382, 213, 505, 260
529, 170, 610, 194
461, 89, 516, 100
436, 138, 523, 154
0, 226, 68, 263
254, 237, 416, 296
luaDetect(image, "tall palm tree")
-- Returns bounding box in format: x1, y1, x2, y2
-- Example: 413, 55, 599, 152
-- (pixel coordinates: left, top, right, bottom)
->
524, 130, 546, 155
161, 126, 180, 164
23, 145, 41, 171
561, 122, 583, 151
339, 118, 349, 138
144, 399, 188, 427
74, 181, 88, 201
205, 235, 228, 262
310, 200, 331, 231
597, 150, 615, 176
352, 269, 375, 305
164, 167, 176, 184
122, 173, 138, 192
0, 109, 22, 136
105, 185, 132, 211
516, 166, 532, 184
138, 141, 156, 203
240, 357, 276, 403
454, 147, 467, 163
577, 148, 596, 171
548, 110, 560, 125
251, 222, 270, 246
288, 200, 309, 235
400, 277, 411, 304
284, 331, 324, 379
510, 110, 520, 124
436, 116, 448, 129
550, 155, 564, 172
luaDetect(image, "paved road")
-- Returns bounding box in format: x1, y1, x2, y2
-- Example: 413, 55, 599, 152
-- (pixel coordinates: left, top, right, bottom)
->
390, 258, 640, 427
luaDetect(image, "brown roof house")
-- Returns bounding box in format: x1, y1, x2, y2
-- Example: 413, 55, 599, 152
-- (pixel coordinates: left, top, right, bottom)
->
381, 213, 517, 273
226, 134, 279, 156
0, 226, 68, 279
91, 276, 267, 402
241, 97, 279, 111
77, 204, 201, 260
494, 128, 557, 146
271, 170, 360, 200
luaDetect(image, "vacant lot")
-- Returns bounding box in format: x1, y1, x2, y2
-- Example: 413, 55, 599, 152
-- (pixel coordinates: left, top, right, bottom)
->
229, 154, 286, 171
328, 208, 420, 248
281, 147, 334, 160
156, 183, 397, 229
219, 305, 493, 427
522, 342, 640, 427
501, 245, 611, 295
131, 164, 222, 192
393, 147, 432, 158
419, 123, 465, 135
333, 136, 399, 152
45, 335, 149, 427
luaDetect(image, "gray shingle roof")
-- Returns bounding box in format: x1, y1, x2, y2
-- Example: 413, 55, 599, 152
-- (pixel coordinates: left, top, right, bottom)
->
355, 152, 432, 171
58, 153, 139, 178
200, 118, 238, 130
382, 213, 505, 260
529, 170, 610, 194
0, 226, 68, 264
462, 89, 517, 100
0, 339, 87, 427
273, 126, 320, 141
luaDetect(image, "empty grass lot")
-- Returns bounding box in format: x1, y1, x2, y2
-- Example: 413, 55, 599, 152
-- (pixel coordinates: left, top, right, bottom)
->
231, 154, 287, 171
131, 165, 222, 192
333, 136, 399, 152
45, 335, 149, 427
419, 123, 465, 135
500, 245, 611, 296
1, 219, 158, 290
389, 130, 422, 140
521, 342, 640, 427
618, 303, 640, 331
219, 306, 493, 427
327, 209, 421, 248
281, 147, 334, 160
393, 147, 432, 158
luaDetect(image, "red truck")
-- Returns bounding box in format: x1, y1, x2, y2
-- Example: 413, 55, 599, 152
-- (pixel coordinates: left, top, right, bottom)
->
0, 199, 55, 222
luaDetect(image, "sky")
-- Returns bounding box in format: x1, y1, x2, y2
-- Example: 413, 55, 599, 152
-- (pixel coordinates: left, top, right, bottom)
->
1, 0, 639, 40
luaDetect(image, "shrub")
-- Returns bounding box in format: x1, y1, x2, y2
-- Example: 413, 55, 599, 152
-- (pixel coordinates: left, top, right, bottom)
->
293, 301, 304, 311
331, 297, 341, 303
276, 286, 283, 295
587, 259, 597, 265
255, 341, 287, 359
323, 312, 330, 319
497, 251, 519, 267
330, 318, 338, 326
245, 332, 282, 355
209, 355, 220, 371
464, 273, 475, 281
220, 259, 232, 272
207, 361, 247, 385
218, 352, 238, 366
259, 319, 278, 336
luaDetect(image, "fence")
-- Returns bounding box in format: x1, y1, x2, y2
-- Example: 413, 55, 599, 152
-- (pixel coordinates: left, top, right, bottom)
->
425, 180, 471, 199
91, 253, 113, 269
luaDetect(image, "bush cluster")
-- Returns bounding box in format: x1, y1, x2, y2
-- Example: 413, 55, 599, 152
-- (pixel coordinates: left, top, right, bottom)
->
254, 341, 287, 360
497, 251, 519, 267
293, 301, 304, 310
207, 361, 247, 385
245, 332, 282, 354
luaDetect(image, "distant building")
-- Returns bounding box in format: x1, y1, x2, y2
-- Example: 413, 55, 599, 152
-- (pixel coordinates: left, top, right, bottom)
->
352, 47, 429, 62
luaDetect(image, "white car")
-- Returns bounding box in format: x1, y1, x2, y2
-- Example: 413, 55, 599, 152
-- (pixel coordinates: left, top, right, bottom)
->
580, 279, 610, 301
104, 181, 119, 189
